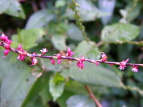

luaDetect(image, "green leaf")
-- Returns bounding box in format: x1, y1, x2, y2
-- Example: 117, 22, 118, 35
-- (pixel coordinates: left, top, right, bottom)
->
22, 72, 51, 107
69, 62, 123, 87
25, 9, 55, 29
0, 53, 40, 107
66, 95, 96, 107
5, 0, 25, 19
74, 40, 100, 60
126, 3, 142, 22
65, 80, 87, 94
55, 0, 66, 8
39, 86, 52, 106
0, 0, 10, 14
51, 34, 66, 51
49, 73, 65, 101
57, 90, 74, 107
101, 23, 140, 43
11, 28, 45, 50
67, 24, 84, 41
41, 58, 63, 72
65, 0, 108, 21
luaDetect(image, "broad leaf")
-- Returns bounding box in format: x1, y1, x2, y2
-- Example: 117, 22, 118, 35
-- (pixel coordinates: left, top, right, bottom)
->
11, 28, 45, 50
57, 90, 74, 107
69, 62, 123, 87
5, 0, 25, 19
49, 73, 65, 101
101, 23, 140, 43
51, 34, 66, 51
0, 53, 40, 107
25, 9, 55, 29
66, 95, 96, 107
22, 72, 51, 107
67, 24, 84, 41
126, 2, 142, 22
55, 0, 66, 8
41, 58, 63, 72
0, 0, 10, 14
74, 40, 100, 60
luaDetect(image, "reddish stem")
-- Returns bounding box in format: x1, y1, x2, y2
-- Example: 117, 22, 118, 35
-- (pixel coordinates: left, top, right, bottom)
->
85, 85, 102, 107
0, 41, 143, 68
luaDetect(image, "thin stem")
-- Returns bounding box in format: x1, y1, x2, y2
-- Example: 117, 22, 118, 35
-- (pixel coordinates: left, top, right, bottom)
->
85, 85, 102, 107
96, 41, 103, 47
0, 41, 143, 68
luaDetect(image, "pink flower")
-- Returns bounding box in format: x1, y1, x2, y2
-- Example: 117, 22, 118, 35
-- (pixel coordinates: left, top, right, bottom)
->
40, 48, 48, 55
131, 66, 138, 72
6, 39, 12, 44
56, 53, 62, 64
0, 33, 12, 45
16, 44, 27, 61
4, 44, 10, 49
101, 52, 107, 62
119, 59, 129, 70
30, 53, 38, 66
94, 61, 99, 66
0, 33, 12, 56
0, 33, 8, 41
17, 44, 23, 51
50, 58, 55, 65
4, 49, 10, 56
77, 56, 85, 69
66, 46, 74, 57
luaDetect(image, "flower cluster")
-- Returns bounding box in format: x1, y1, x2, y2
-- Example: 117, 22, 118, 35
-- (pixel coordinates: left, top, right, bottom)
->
0, 33, 141, 72
119, 59, 129, 70
16, 44, 27, 61
77, 56, 85, 69
0, 33, 12, 56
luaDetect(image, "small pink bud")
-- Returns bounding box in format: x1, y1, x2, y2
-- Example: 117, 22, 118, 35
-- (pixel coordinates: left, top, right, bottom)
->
94, 61, 99, 66
56, 53, 62, 59
6, 39, 12, 44
30, 53, 38, 66
66, 46, 74, 57
50, 58, 55, 65
17, 54, 26, 61
101, 52, 107, 62
56, 53, 62, 64
119, 59, 129, 70
4, 44, 10, 49
58, 59, 62, 64
4, 49, 10, 56
17, 44, 23, 51
131, 65, 138, 72
0, 33, 8, 41
40, 48, 48, 55
77, 56, 85, 69
16, 44, 27, 61
31, 57, 38, 66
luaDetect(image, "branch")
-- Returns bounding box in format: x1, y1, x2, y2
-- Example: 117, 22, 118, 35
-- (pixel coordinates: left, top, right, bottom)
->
0, 33, 142, 72
85, 85, 102, 107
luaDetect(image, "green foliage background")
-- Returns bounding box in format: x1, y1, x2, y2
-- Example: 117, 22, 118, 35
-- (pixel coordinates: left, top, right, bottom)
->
0, 0, 143, 107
